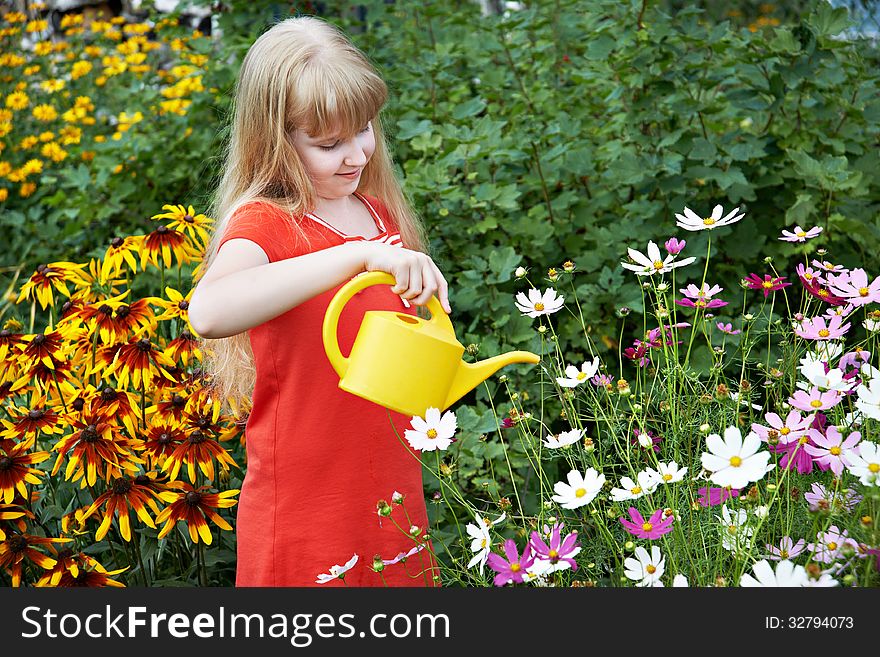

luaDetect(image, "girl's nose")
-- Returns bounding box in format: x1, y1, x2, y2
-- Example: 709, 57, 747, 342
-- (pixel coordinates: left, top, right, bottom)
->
343, 143, 368, 167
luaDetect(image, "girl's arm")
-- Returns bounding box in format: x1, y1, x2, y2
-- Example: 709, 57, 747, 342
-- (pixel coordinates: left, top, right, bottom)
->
188, 239, 449, 339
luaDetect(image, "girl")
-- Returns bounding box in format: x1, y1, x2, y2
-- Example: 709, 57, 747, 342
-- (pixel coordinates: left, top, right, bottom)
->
188, 16, 450, 587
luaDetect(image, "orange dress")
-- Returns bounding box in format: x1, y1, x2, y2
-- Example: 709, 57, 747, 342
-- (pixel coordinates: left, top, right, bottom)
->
218, 193, 439, 587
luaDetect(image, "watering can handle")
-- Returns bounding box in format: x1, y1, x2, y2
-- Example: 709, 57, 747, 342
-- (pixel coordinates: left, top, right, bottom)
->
322, 270, 454, 379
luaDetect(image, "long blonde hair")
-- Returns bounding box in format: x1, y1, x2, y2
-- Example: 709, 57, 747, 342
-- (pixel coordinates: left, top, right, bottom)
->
199, 16, 427, 416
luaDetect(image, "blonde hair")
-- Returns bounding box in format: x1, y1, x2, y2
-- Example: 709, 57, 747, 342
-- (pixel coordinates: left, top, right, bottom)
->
199, 16, 427, 416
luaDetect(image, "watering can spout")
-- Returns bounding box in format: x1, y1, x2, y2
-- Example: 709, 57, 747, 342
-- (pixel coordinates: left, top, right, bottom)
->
443, 351, 541, 410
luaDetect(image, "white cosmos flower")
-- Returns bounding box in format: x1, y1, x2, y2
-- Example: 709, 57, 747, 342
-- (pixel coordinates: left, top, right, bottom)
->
465, 512, 506, 575
404, 407, 457, 452
621, 240, 695, 276
740, 559, 808, 587
514, 287, 565, 317
551, 468, 605, 509
556, 356, 600, 388
855, 380, 880, 422
864, 319, 880, 333
610, 470, 659, 502
543, 428, 583, 448
675, 204, 745, 231
803, 572, 840, 587
844, 440, 880, 486
624, 546, 665, 587
797, 357, 853, 393
672, 574, 689, 587
700, 426, 771, 489
316, 554, 358, 584
718, 504, 754, 553
646, 461, 688, 484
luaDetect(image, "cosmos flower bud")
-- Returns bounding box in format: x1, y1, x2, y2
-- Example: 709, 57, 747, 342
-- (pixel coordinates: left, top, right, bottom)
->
376, 500, 392, 517
372, 555, 385, 572
563, 260, 575, 273
699, 423, 711, 433
515, 266, 527, 278
624, 541, 635, 551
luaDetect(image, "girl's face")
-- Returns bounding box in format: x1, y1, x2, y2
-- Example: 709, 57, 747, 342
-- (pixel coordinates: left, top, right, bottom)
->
292, 121, 375, 202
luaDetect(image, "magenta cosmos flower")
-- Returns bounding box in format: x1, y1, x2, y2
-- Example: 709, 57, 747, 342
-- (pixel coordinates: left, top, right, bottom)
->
768, 434, 816, 474
665, 237, 686, 255
486, 539, 535, 586
744, 273, 792, 297
620, 507, 674, 539
804, 426, 861, 476
826, 268, 880, 306
794, 315, 851, 341
696, 486, 740, 507
528, 523, 581, 573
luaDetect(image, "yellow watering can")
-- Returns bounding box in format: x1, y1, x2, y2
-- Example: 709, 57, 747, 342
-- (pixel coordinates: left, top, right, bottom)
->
322, 271, 541, 418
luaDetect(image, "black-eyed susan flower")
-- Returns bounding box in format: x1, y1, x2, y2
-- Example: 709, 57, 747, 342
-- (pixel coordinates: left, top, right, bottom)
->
90, 386, 140, 438
10, 351, 77, 397
101, 235, 142, 280
155, 482, 238, 545
146, 390, 190, 423
139, 225, 197, 270
164, 329, 200, 367
0, 327, 24, 361
1, 393, 65, 440
78, 291, 155, 343
50, 408, 142, 488
35, 550, 127, 587
141, 417, 186, 469
151, 204, 213, 248
149, 286, 192, 322
82, 475, 161, 541
15, 330, 66, 371
96, 328, 176, 390
0, 532, 63, 586
0, 503, 27, 540
16, 262, 87, 309
161, 429, 238, 484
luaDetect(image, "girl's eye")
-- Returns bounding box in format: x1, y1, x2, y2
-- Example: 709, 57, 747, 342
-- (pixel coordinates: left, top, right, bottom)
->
318, 125, 370, 151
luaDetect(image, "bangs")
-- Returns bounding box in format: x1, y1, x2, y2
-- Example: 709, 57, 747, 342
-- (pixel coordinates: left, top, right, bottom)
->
292, 59, 386, 140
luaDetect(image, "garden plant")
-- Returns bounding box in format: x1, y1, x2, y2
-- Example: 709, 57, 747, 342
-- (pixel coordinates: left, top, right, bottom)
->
1, 0, 879, 587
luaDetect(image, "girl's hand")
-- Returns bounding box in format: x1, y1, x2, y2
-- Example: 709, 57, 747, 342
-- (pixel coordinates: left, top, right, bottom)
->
358, 242, 451, 314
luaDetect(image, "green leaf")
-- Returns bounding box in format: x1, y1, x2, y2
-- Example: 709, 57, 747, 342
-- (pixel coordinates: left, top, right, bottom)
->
785, 192, 816, 225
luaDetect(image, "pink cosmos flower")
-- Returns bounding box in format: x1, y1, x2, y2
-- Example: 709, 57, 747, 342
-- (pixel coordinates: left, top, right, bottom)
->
751, 410, 814, 445
794, 314, 851, 341
796, 263, 824, 286
591, 373, 614, 390
716, 322, 741, 335
620, 507, 674, 539
804, 482, 862, 513
675, 283, 728, 309
780, 225, 822, 242
744, 273, 792, 297
382, 543, 426, 566
646, 322, 690, 347
487, 539, 535, 586
826, 268, 880, 306
839, 349, 871, 372
696, 486, 740, 507
808, 525, 858, 564
824, 303, 855, 321
766, 536, 806, 561
812, 259, 847, 274
804, 427, 861, 476
788, 387, 842, 412
768, 434, 816, 474
624, 340, 651, 367
665, 237, 686, 255
528, 523, 581, 573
